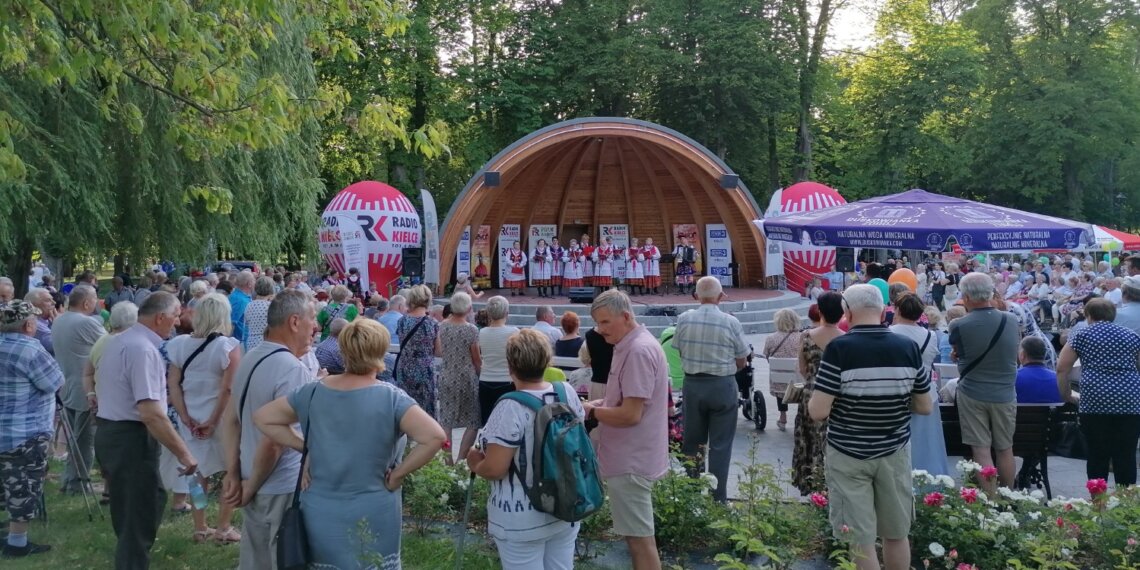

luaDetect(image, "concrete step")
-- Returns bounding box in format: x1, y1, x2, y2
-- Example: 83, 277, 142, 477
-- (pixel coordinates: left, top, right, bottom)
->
500, 295, 813, 338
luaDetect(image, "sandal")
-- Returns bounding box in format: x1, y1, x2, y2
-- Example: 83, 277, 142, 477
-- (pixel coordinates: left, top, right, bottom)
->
192, 528, 215, 543
171, 503, 192, 514
777, 420, 787, 432
213, 527, 241, 544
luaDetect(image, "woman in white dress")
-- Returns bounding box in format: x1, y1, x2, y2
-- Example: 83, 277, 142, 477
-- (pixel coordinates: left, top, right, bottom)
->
166, 293, 243, 543
626, 237, 646, 295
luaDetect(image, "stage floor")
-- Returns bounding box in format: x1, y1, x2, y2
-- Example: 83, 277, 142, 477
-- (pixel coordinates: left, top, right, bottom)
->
469, 286, 785, 306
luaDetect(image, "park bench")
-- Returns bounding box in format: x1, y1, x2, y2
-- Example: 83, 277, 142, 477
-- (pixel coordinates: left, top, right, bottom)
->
940, 403, 1076, 499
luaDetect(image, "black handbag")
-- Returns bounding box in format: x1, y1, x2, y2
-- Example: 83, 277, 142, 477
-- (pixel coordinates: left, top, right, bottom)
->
276, 386, 317, 570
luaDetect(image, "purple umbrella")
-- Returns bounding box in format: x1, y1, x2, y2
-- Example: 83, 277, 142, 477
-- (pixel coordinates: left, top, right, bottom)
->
762, 189, 1095, 252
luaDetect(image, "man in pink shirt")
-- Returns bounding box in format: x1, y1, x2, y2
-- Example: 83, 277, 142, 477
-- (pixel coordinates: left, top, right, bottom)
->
584, 290, 669, 570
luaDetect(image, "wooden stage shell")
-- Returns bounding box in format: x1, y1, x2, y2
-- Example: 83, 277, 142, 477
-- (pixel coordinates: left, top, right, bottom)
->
439, 117, 768, 286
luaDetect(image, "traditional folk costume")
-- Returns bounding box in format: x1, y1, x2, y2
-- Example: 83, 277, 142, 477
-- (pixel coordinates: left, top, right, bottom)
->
562, 245, 586, 287
625, 242, 646, 294
673, 243, 699, 294
643, 243, 663, 293
593, 242, 615, 288
581, 239, 595, 286
531, 245, 553, 297
505, 247, 527, 295
549, 242, 565, 295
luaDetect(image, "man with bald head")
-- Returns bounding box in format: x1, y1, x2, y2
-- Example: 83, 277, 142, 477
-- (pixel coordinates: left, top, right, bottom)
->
314, 318, 348, 375
50, 285, 106, 495
24, 288, 55, 355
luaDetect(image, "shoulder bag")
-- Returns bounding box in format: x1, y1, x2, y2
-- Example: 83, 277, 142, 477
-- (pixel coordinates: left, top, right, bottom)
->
393, 316, 429, 383
277, 384, 317, 570
958, 314, 1008, 382
178, 332, 222, 387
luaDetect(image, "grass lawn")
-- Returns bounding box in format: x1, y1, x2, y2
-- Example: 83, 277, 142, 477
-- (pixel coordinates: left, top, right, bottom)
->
8, 460, 599, 569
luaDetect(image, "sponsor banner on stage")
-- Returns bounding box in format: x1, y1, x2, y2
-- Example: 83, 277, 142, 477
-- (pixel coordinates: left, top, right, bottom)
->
470, 225, 493, 289
528, 224, 557, 285
761, 190, 785, 278
498, 224, 522, 287
457, 225, 471, 284
420, 189, 440, 285
672, 224, 703, 273
706, 223, 733, 287
599, 224, 629, 280
336, 215, 371, 291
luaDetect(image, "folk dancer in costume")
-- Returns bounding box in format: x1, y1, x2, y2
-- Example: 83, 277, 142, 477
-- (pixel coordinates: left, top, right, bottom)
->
562, 239, 586, 288
593, 236, 616, 289
505, 240, 527, 296
549, 237, 565, 297
580, 234, 595, 287
673, 235, 700, 295
642, 237, 663, 295
531, 239, 554, 298
625, 237, 646, 295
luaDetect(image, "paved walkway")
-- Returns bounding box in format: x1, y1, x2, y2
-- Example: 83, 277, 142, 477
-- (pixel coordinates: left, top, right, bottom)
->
727, 333, 1092, 501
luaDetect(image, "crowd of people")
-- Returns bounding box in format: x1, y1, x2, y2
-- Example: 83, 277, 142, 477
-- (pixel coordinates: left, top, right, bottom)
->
0, 263, 682, 569
773, 252, 1140, 569
3, 247, 1140, 569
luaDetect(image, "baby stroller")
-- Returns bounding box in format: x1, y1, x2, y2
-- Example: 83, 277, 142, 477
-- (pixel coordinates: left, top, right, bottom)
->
738, 345, 767, 430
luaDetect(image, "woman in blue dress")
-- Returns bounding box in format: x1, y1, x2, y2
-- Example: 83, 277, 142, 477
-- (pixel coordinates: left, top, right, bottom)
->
255, 319, 446, 569
394, 285, 442, 418
889, 293, 951, 476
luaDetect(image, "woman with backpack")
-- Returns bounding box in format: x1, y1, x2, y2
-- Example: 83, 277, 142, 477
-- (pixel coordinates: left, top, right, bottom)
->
467, 328, 585, 569
317, 285, 358, 340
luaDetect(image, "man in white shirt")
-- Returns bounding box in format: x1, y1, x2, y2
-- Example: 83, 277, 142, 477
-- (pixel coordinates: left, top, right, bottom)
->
531, 306, 562, 345
1104, 277, 1123, 307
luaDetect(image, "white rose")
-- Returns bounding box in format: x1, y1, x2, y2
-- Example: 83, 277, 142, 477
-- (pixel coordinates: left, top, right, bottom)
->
929, 542, 946, 557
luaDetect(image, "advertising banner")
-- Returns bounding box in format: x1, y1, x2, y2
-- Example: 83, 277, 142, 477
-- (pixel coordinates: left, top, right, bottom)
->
420, 189, 440, 285
470, 225, 493, 289
528, 224, 557, 285
456, 225, 471, 284
672, 224, 703, 273
599, 224, 630, 280
706, 223, 733, 287
761, 190, 784, 277
498, 224, 522, 287
335, 215, 371, 291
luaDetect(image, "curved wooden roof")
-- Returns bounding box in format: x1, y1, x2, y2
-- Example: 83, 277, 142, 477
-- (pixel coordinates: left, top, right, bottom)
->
439, 118, 767, 286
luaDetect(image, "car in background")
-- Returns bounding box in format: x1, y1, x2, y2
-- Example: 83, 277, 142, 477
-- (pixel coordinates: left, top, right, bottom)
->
210, 260, 261, 274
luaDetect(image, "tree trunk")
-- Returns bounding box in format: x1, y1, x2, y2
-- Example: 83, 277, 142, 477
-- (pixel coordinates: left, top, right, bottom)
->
792, 0, 833, 182
767, 112, 781, 191
1063, 157, 1082, 216
113, 253, 125, 277
6, 236, 34, 299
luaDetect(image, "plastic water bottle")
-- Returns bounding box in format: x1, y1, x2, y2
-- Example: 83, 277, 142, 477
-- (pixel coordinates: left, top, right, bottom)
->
186, 474, 208, 510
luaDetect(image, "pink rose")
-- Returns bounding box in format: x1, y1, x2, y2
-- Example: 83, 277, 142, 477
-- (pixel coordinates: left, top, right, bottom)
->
1087, 478, 1108, 496
924, 492, 945, 507
1057, 516, 1065, 528
949, 549, 958, 560
960, 487, 979, 504
810, 493, 829, 508
956, 564, 978, 570
1128, 537, 1138, 547
979, 466, 998, 480
841, 524, 850, 534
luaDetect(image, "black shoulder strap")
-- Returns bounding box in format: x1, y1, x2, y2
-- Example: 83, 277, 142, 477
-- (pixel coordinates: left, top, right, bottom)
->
393, 316, 429, 381
291, 385, 317, 507
178, 333, 222, 386
960, 314, 1008, 381
237, 348, 292, 422
919, 330, 933, 354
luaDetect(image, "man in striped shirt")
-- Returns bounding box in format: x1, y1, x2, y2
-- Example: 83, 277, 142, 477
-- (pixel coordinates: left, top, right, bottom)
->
808, 284, 933, 570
